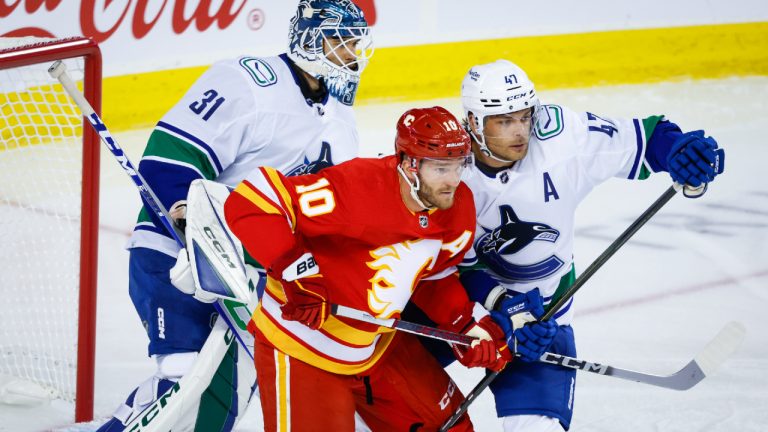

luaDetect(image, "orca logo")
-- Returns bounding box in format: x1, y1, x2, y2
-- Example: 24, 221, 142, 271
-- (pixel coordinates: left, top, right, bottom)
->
477, 205, 564, 282
286, 141, 335, 176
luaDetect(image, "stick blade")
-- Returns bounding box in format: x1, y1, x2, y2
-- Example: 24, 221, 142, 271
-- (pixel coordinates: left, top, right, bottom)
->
694, 321, 746, 377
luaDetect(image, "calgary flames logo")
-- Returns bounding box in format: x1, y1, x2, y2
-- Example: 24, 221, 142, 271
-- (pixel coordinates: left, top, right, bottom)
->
366, 239, 441, 319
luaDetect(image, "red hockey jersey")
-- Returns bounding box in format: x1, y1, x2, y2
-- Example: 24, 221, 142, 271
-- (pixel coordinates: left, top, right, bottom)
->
225, 156, 478, 374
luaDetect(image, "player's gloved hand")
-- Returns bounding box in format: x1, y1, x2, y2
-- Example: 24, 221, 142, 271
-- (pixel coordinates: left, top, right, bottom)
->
269, 248, 328, 330
169, 200, 187, 230
491, 288, 558, 362
667, 130, 724, 197
169, 249, 218, 303
444, 303, 512, 372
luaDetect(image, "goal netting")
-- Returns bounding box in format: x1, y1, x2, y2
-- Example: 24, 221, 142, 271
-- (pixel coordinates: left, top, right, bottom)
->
0, 36, 101, 422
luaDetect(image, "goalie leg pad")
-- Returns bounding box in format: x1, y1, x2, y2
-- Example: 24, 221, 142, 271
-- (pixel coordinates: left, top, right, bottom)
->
96, 377, 177, 431
96, 352, 197, 431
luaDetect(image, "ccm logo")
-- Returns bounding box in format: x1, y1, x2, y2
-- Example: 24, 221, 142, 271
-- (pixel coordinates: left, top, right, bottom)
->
203, 227, 237, 269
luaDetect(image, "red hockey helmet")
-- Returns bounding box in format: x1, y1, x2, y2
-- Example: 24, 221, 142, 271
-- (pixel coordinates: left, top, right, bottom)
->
395, 106, 471, 160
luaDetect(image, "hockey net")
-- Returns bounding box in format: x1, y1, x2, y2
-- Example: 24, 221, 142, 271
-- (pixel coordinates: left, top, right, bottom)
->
0, 37, 101, 422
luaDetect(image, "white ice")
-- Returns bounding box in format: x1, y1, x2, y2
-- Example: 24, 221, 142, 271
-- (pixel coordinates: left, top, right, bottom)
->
1, 77, 767, 431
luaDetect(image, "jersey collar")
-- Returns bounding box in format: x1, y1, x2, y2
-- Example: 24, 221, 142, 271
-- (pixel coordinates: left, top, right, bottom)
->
279, 53, 330, 107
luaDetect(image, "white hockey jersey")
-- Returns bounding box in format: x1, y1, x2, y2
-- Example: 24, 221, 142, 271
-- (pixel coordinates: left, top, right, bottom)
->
462, 104, 664, 325
127, 54, 359, 257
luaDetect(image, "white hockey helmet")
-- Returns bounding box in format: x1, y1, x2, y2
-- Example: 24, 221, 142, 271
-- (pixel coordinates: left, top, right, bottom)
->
461, 59, 539, 147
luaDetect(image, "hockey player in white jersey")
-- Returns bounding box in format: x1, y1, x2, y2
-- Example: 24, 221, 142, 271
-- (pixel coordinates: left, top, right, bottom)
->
457, 60, 725, 431
96, 1, 372, 430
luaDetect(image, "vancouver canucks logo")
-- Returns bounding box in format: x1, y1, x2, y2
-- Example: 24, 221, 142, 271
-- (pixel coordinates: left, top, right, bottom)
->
477, 205, 564, 282
286, 141, 335, 177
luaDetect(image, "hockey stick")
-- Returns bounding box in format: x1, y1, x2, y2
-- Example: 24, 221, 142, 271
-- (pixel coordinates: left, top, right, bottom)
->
538, 321, 745, 390
334, 304, 745, 389
439, 183, 685, 431
332, 304, 476, 345
48, 60, 255, 360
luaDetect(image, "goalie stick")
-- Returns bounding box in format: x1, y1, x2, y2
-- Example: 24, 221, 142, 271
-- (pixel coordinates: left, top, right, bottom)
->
48, 61, 255, 360
333, 304, 745, 390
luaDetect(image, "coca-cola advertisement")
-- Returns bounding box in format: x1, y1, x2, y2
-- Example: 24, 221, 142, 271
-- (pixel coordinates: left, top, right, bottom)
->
0, 1, 377, 75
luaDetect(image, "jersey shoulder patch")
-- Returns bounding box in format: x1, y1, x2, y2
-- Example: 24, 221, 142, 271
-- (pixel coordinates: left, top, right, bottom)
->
534, 104, 565, 141
238, 57, 278, 87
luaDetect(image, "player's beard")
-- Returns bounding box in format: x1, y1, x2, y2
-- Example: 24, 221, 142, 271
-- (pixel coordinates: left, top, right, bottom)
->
417, 179, 457, 210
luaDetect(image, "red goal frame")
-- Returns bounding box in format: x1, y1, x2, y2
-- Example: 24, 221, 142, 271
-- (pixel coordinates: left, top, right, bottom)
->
0, 37, 101, 422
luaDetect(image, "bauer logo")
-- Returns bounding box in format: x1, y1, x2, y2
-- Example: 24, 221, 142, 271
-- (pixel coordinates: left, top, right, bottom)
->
240, 57, 277, 87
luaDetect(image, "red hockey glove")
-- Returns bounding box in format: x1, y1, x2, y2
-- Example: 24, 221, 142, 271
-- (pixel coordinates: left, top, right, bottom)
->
444, 304, 512, 372
268, 249, 328, 330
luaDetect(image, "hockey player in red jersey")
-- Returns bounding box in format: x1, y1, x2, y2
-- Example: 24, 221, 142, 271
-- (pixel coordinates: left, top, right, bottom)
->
224, 106, 512, 431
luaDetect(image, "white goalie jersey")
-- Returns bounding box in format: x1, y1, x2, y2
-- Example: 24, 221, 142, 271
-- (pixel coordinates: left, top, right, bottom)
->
462, 104, 665, 325
127, 54, 359, 256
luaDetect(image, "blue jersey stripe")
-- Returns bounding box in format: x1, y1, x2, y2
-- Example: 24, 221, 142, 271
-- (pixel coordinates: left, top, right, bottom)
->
134, 223, 171, 237
552, 297, 574, 320
157, 121, 224, 174
628, 118, 644, 179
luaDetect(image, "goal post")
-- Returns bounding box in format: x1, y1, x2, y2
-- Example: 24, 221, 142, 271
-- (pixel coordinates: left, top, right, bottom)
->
0, 36, 101, 422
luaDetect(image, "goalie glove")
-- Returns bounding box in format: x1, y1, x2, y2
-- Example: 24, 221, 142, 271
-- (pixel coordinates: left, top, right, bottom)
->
443, 303, 512, 372
170, 249, 218, 303
169, 200, 187, 230
490, 288, 558, 363
269, 249, 329, 330
170, 248, 261, 304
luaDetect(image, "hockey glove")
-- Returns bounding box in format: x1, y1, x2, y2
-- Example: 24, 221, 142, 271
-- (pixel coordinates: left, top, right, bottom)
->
491, 288, 558, 363
667, 130, 724, 197
169, 249, 218, 303
444, 303, 512, 372
269, 249, 328, 330
169, 200, 187, 231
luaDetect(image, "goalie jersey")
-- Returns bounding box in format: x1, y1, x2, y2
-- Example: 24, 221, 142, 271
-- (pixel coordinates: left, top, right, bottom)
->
225, 156, 478, 375
462, 104, 669, 325
127, 54, 359, 257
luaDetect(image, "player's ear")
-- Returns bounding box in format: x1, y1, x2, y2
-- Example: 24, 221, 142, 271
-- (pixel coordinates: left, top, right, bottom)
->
398, 155, 416, 179
467, 112, 479, 135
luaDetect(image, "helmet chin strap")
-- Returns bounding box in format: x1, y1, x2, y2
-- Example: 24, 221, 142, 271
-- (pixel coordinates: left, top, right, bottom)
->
468, 129, 517, 164
396, 164, 435, 211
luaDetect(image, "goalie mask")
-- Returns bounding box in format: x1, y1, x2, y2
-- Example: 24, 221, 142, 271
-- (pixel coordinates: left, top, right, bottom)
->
461, 59, 540, 163
288, 0, 373, 106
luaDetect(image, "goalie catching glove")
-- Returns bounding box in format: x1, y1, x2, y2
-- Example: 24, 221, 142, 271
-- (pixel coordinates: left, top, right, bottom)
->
490, 288, 558, 363
269, 247, 329, 330
442, 302, 512, 372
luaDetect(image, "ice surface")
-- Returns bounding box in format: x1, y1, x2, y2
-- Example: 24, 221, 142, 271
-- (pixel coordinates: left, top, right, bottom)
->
2, 77, 766, 431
